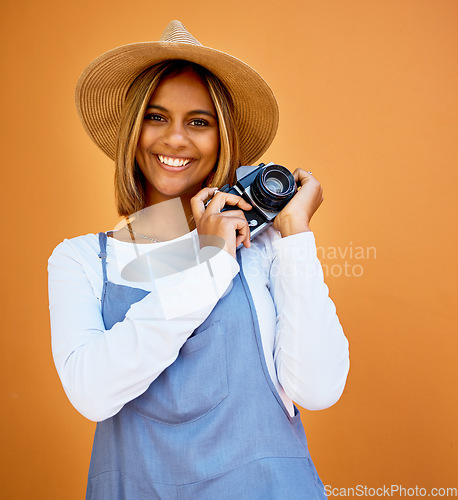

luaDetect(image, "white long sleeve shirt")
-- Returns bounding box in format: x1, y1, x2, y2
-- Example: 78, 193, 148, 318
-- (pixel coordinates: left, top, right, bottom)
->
48, 226, 349, 422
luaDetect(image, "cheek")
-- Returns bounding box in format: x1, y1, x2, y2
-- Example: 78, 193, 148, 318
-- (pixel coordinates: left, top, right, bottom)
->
135, 130, 154, 165
203, 131, 220, 161
136, 130, 148, 152
134, 146, 144, 168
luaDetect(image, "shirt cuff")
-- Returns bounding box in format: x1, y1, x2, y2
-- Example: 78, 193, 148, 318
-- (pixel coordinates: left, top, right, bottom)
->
272, 231, 317, 261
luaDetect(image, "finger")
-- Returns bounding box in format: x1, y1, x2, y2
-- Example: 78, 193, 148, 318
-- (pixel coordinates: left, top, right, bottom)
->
190, 187, 218, 223
211, 208, 246, 219
206, 192, 252, 213
236, 231, 251, 249
194, 186, 219, 202
214, 210, 251, 248
291, 168, 308, 184
232, 216, 251, 248
294, 168, 313, 177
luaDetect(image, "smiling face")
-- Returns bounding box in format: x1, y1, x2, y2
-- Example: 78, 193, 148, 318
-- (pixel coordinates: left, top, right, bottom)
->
135, 69, 220, 207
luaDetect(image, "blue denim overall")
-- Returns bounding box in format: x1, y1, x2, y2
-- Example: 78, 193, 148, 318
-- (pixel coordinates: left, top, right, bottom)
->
86, 232, 326, 499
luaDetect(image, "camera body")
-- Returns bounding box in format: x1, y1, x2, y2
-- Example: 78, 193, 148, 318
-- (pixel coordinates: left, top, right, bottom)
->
218, 162, 297, 239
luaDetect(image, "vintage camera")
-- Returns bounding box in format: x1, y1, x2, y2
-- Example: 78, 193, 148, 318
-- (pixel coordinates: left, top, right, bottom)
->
218, 162, 297, 239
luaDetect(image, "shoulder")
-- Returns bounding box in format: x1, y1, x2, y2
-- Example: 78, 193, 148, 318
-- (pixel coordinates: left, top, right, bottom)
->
48, 232, 107, 298
48, 232, 103, 269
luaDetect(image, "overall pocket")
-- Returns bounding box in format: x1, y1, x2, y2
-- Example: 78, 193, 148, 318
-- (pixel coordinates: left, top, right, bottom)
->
127, 321, 228, 424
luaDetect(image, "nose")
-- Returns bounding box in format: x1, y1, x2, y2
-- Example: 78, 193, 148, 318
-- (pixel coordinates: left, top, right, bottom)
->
162, 120, 189, 149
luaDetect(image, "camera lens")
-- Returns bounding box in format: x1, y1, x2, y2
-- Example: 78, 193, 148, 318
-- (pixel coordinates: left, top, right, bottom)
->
265, 177, 284, 194
251, 164, 297, 211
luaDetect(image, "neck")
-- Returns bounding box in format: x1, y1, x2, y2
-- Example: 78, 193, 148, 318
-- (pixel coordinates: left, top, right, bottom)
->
145, 189, 198, 229
133, 196, 193, 241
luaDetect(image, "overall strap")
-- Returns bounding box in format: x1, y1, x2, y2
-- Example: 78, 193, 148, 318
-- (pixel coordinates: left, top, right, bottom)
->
235, 246, 293, 421
98, 232, 108, 284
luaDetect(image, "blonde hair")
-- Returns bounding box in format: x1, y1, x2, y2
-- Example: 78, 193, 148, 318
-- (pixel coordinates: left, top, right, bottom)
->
114, 60, 240, 216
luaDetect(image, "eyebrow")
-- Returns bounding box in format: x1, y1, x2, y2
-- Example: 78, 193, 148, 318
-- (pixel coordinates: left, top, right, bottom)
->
145, 104, 216, 119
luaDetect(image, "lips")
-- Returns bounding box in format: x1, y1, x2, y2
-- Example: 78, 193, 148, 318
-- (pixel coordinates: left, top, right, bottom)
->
157, 154, 194, 171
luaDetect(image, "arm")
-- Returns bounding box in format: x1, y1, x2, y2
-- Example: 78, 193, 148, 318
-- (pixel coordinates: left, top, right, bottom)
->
48, 236, 238, 422
269, 230, 350, 410
269, 169, 349, 410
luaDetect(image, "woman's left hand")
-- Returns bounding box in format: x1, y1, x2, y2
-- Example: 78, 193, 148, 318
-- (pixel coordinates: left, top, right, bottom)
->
273, 169, 324, 237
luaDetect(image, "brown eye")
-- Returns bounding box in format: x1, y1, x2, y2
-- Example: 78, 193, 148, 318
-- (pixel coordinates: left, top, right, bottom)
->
190, 119, 208, 127
146, 114, 166, 122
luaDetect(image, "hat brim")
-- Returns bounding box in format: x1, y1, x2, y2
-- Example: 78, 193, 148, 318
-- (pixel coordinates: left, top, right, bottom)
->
76, 41, 279, 166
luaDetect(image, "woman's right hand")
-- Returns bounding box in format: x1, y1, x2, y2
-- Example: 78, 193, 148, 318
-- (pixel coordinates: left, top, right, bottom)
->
190, 187, 252, 258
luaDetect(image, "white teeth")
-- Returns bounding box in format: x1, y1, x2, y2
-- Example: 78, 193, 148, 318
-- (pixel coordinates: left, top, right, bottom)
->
158, 155, 191, 167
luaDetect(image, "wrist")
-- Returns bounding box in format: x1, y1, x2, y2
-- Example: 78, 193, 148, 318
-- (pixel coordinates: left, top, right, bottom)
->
275, 216, 311, 237
280, 226, 311, 238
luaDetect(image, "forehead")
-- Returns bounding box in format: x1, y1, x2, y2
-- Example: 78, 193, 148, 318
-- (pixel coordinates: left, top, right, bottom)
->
148, 69, 215, 110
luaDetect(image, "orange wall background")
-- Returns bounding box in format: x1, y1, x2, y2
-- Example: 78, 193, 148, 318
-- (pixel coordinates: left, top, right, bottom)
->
1, 0, 457, 498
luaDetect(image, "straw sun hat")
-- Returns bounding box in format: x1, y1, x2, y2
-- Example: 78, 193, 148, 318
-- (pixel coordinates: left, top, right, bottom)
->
75, 20, 279, 166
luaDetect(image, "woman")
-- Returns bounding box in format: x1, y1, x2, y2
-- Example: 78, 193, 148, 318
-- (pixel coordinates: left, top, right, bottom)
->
48, 20, 350, 499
